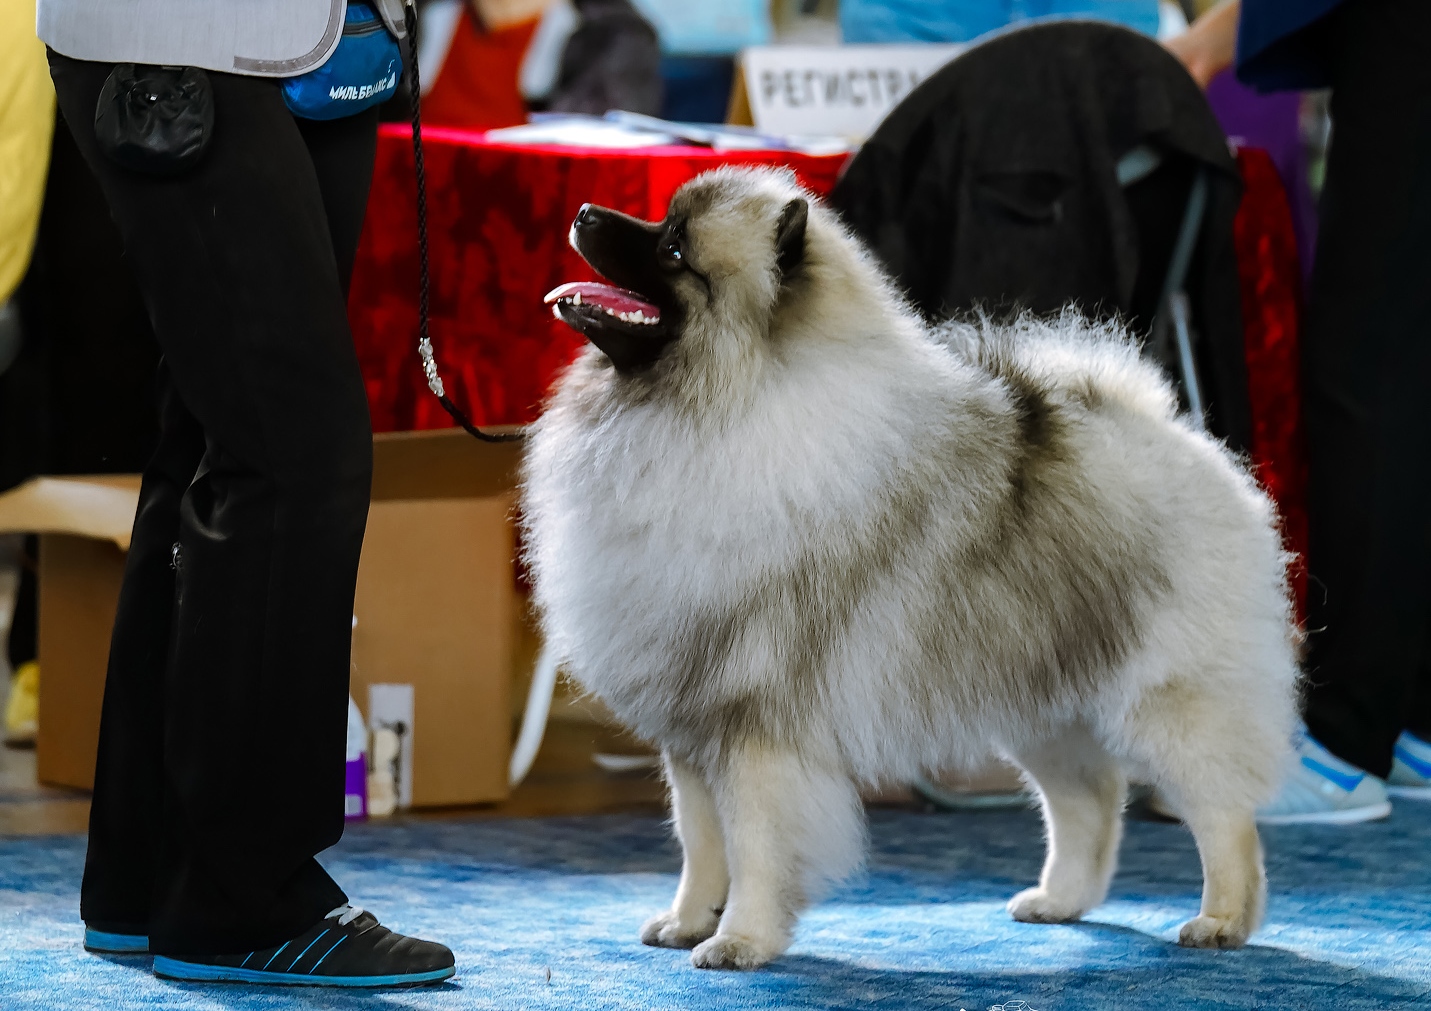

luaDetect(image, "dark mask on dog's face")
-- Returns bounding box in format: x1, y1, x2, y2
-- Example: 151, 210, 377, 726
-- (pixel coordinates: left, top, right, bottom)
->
546, 196, 809, 374
545, 204, 692, 373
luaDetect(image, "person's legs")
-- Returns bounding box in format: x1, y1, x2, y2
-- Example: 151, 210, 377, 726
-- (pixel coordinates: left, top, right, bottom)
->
81, 367, 203, 937
1298, 0, 1431, 778
51, 54, 374, 955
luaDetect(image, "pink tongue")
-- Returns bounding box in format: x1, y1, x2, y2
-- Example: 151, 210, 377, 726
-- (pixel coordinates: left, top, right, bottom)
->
543, 281, 660, 317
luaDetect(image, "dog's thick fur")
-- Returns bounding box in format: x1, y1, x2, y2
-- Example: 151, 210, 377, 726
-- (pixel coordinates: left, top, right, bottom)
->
521, 167, 1298, 969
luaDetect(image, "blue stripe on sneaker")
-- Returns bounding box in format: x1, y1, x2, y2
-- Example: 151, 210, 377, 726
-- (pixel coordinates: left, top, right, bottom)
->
1395, 742, 1431, 779
152, 956, 454, 987
239, 950, 256, 968
260, 940, 292, 971
1301, 755, 1364, 793
311, 933, 348, 971
288, 928, 330, 972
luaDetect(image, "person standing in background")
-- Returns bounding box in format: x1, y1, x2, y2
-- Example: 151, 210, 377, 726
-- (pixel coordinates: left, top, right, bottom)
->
1169, 0, 1431, 822
36, 0, 455, 986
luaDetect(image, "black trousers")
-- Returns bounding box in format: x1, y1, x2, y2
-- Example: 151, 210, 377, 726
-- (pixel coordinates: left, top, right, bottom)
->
1299, 0, 1431, 776
49, 53, 379, 956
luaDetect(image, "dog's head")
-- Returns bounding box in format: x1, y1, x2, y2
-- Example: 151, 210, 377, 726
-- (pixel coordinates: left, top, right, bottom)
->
545, 168, 815, 377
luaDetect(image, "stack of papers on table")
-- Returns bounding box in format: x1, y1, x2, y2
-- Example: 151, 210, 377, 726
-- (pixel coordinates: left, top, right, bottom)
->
484, 112, 851, 156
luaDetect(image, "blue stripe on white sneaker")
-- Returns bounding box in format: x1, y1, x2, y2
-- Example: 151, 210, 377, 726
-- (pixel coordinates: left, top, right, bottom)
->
1301, 755, 1364, 793
84, 928, 149, 954
1394, 742, 1431, 779
152, 955, 455, 987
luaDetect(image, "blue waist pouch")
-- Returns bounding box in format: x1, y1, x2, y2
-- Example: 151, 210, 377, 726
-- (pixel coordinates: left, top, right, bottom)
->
282, 2, 401, 120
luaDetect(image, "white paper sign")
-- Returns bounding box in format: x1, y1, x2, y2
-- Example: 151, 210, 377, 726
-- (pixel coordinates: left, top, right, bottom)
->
742, 44, 966, 140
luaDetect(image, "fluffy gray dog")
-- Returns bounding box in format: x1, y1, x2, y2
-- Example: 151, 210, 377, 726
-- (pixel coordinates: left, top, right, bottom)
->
522, 167, 1298, 970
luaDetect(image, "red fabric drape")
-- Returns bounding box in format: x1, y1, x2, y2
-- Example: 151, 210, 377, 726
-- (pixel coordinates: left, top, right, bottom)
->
1233, 146, 1308, 621
347, 126, 848, 433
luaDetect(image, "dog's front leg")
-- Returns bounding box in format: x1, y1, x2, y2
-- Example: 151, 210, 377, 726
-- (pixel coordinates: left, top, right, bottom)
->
690, 744, 863, 970
642, 752, 728, 948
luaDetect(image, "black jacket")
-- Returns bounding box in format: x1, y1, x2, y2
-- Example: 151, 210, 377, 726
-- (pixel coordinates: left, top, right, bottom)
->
830, 21, 1251, 451
548, 0, 662, 118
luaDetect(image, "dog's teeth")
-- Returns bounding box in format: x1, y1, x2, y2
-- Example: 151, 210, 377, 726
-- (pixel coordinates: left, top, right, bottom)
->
632, 310, 645, 322
572, 291, 581, 306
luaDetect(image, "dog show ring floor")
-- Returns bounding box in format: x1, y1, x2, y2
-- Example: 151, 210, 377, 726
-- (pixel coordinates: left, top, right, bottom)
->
4, 797, 1429, 1010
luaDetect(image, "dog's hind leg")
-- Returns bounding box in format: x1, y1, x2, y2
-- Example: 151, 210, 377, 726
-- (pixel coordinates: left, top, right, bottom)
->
1174, 804, 1264, 949
690, 744, 863, 970
642, 753, 729, 949
1123, 674, 1277, 949
1008, 722, 1126, 924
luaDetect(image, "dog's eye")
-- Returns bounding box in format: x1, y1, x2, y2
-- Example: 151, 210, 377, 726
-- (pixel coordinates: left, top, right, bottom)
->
659, 237, 683, 264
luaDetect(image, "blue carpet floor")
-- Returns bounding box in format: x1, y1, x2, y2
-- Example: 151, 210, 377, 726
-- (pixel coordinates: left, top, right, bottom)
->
2, 803, 1428, 1010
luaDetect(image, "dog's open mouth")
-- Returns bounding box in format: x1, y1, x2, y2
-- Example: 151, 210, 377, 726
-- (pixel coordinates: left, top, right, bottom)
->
546, 202, 684, 373
544, 277, 674, 373
544, 282, 662, 327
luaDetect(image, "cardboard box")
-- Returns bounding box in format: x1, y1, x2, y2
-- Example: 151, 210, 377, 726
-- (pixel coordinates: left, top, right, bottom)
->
0, 428, 522, 804
353, 427, 521, 806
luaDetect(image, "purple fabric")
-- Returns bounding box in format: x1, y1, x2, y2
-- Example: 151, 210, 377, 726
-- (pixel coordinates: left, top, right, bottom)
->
1207, 69, 1317, 284
344, 758, 368, 821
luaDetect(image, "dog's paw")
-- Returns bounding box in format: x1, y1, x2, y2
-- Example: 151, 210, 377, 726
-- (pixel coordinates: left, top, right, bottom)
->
1178, 915, 1249, 949
1007, 887, 1087, 924
640, 909, 719, 949
690, 933, 781, 970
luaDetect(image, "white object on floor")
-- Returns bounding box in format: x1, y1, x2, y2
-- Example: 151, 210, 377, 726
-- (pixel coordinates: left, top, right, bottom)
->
367, 728, 400, 818
368, 683, 414, 809
509, 641, 560, 787
592, 753, 660, 773
346, 695, 368, 763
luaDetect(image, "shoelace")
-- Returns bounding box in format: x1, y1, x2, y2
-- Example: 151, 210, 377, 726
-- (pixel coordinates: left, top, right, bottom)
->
325, 904, 366, 927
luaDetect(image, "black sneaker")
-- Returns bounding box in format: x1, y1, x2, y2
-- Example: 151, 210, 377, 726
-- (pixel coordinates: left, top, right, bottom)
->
151, 905, 455, 987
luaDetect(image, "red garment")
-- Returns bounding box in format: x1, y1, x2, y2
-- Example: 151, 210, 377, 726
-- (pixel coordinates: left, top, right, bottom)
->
1232, 146, 1309, 622
421, 10, 536, 130
347, 126, 849, 433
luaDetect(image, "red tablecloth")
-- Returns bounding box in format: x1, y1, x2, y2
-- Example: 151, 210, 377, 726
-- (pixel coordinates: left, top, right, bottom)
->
347, 125, 849, 433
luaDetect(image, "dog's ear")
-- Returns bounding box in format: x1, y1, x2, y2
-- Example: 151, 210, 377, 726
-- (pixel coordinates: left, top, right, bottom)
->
774, 198, 808, 279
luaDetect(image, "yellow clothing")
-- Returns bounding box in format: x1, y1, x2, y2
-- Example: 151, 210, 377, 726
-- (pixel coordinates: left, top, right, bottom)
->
0, 0, 54, 304
5, 660, 38, 746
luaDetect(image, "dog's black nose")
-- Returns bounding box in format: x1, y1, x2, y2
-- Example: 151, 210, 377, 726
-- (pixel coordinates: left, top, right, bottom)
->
574, 203, 595, 229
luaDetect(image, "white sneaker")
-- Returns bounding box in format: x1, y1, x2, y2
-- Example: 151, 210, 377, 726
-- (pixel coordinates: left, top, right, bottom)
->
1256, 728, 1392, 825
1388, 730, 1431, 801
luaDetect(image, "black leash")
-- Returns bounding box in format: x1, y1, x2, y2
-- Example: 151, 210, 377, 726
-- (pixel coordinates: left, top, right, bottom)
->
403, 1, 524, 444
